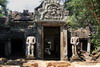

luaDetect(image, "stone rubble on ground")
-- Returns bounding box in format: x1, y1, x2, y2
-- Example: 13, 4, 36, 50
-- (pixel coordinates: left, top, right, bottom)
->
0, 60, 100, 67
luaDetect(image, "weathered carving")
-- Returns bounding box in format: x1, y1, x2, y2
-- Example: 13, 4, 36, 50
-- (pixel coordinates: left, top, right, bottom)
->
26, 36, 36, 58
45, 39, 53, 55
35, 1, 69, 21
70, 33, 80, 60
25, 25, 37, 59
25, 25, 37, 37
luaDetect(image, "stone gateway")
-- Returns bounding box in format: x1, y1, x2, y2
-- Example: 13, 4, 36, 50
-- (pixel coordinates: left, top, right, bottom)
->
0, 0, 91, 61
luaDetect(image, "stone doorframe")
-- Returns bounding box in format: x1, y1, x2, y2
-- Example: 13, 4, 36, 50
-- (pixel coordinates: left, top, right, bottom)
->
36, 21, 68, 60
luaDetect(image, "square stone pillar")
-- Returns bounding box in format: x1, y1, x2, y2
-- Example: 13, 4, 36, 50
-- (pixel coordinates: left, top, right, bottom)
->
60, 26, 68, 60
87, 40, 91, 54
87, 34, 91, 54
36, 25, 43, 59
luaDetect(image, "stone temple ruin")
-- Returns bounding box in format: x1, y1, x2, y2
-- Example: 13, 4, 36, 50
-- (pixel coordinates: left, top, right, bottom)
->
0, 0, 91, 61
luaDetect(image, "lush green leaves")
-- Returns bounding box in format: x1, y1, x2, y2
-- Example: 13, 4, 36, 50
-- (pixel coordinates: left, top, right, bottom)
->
0, 0, 7, 17
65, 0, 100, 49
0, 0, 7, 5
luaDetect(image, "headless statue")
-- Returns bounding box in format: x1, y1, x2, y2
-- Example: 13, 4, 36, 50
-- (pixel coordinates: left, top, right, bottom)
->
70, 34, 79, 59
26, 36, 36, 58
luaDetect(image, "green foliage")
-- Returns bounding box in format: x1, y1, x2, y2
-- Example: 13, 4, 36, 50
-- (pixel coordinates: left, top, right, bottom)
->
0, 6, 5, 17
0, 0, 8, 5
66, 0, 86, 28
65, 0, 100, 49
0, 0, 8, 16
91, 26, 100, 45
0, 13, 4, 16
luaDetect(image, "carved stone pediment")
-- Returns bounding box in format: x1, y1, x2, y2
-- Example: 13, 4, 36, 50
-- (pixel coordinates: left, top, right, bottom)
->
37, 2, 69, 21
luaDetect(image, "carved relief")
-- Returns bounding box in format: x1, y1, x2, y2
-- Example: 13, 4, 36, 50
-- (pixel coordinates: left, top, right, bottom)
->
37, 3, 69, 21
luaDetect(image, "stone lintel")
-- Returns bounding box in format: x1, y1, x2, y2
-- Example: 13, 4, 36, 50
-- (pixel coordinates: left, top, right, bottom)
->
36, 20, 66, 26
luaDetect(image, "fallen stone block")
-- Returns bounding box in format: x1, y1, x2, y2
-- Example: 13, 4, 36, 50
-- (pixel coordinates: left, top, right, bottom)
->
0, 58, 7, 64
47, 62, 72, 67
23, 63, 38, 67
5, 60, 23, 65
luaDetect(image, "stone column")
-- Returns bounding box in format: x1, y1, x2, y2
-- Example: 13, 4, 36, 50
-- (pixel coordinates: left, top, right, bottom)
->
80, 42, 83, 51
5, 39, 11, 57
60, 26, 64, 60
63, 29, 68, 60
60, 26, 68, 60
87, 42, 91, 54
87, 37, 91, 54
36, 25, 43, 59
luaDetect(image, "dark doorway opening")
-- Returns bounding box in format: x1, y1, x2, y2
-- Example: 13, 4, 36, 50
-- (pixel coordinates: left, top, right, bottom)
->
0, 41, 5, 57
80, 39, 88, 51
67, 32, 72, 60
68, 39, 72, 60
44, 27, 60, 60
11, 39, 25, 59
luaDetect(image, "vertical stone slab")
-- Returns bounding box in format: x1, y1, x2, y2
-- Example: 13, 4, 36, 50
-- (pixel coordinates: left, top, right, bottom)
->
5, 39, 11, 57
63, 29, 68, 60
60, 26, 68, 60
80, 42, 83, 51
60, 26, 64, 60
36, 25, 43, 59
87, 41, 91, 54
86, 25, 91, 54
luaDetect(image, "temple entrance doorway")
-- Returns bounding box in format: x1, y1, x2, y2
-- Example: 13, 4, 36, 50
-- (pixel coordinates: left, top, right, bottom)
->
0, 40, 5, 57
11, 39, 25, 59
80, 39, 88, 51
43, 27, 60, 60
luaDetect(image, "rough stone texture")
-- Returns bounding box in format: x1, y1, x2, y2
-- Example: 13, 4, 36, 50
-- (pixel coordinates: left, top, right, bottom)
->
36, 26, 43, 59
82, 52, 92, 62
72, 62, 100, 67
6, 60, 22, 65
1, 60, 100, 67
47, 62, 72, 67
23, 60, 73, 67
0, 17, 8, 24
0, 58, 7, 64
35, 0, 69, 21
23, 60, 38, 67
2, 66, 20, 67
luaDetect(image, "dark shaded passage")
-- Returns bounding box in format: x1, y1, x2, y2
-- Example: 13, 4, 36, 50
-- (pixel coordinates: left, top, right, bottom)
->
0, 41, 5, 57
44, 27, 60, 60
11, 39, 25, 59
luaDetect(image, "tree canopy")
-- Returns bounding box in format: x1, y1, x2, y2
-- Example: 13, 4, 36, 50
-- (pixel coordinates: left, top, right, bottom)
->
0, 0, 8, 17
65, 0, 100, 49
